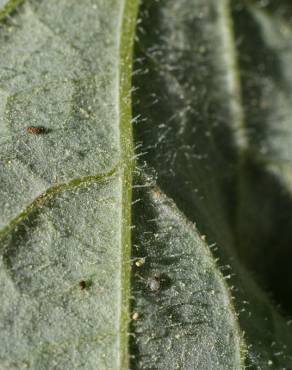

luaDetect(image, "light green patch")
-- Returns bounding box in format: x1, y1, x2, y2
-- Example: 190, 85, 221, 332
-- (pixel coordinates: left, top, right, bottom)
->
0, 0, 139, 369
0, 177, 123, 370
0, 0, 122, 228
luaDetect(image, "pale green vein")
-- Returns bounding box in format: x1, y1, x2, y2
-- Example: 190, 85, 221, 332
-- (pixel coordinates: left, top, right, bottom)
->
118, 0, 139, 368
0, 165, 119, 244
219, 0, 248, 151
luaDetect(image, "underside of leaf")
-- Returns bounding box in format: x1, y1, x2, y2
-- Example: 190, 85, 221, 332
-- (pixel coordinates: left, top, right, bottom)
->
1, 0, 292, 369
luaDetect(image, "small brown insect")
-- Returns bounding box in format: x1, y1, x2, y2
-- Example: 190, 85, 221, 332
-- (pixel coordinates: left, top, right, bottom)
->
147, 274, 161, 292
26, 126, 46, 134
79, 280, 87, 290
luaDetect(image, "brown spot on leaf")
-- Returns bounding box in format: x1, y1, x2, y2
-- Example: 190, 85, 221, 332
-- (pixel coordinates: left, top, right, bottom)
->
26, 126, 46, 134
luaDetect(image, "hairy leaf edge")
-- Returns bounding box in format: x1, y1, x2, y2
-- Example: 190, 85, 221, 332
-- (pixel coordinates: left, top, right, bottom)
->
140, 171, 247, 369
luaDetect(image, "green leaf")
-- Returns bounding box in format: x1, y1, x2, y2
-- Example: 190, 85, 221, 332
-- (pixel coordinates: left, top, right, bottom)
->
0, 0, 138, 369
1, 177, 123, 369
1, 0, 292, 369
130, 176, 243, 369
132, 0, 292, 368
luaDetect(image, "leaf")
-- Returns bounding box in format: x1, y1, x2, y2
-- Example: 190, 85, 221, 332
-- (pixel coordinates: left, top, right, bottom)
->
1, 0, 292, 369
130, 175, 243, 369
232, 0, 292, 303
132, 0, 292, 368
0, 0, 138, 369
1, 177, 122, 369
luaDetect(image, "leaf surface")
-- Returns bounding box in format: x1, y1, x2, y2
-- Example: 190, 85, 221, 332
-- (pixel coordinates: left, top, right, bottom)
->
1, 0, 292, 369
132, 0, 292, 368
130, 177, 242, 369
0, 0, 138, 369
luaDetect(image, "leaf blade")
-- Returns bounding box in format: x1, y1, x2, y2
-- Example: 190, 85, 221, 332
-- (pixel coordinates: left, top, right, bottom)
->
0, 0, 139, 368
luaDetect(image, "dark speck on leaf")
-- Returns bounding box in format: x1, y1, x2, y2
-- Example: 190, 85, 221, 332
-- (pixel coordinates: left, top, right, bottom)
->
79, 279, 93, 290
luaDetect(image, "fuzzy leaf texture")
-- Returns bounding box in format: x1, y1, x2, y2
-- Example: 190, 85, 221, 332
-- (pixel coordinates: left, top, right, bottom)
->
0, 0, 292, 370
